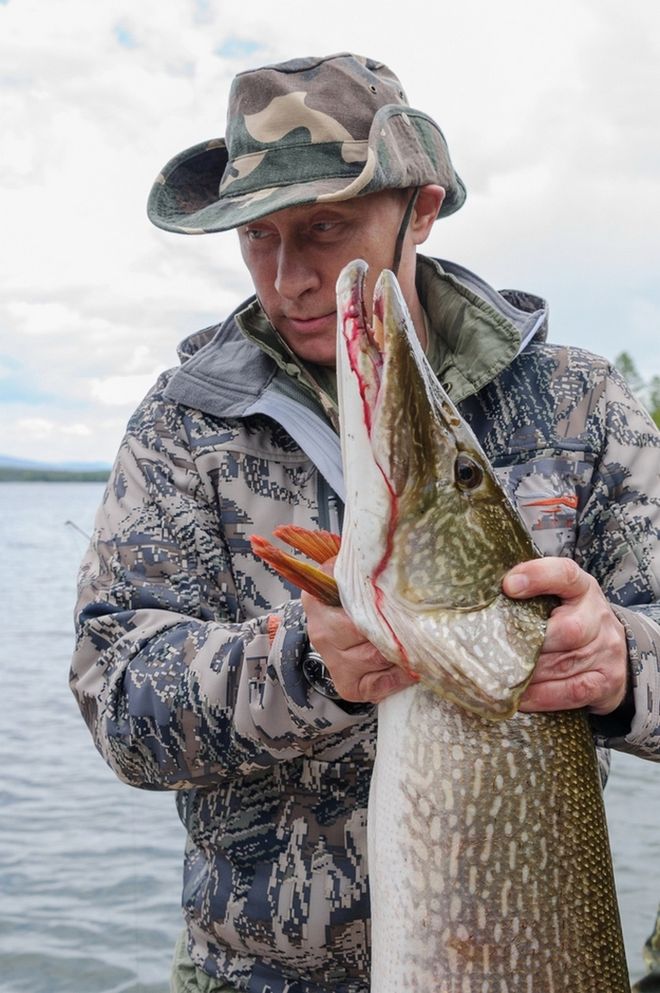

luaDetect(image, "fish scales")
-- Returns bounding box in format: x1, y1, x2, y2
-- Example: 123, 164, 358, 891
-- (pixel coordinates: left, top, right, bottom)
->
333, 261, 629, 991
370, 691, 628, 991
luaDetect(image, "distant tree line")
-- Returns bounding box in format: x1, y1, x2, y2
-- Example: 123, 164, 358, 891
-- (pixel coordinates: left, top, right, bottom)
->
0, 467, 110, 483
615, 352, 660, 428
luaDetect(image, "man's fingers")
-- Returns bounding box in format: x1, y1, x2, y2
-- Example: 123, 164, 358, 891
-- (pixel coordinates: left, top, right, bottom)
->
331, 652, 407, 701
503, 557, 590, 601
538, 605, 593, 654
354, 666, 416, 705
518, 669, 607, 713
519, 669, 605, 712
527, 648, 593, 684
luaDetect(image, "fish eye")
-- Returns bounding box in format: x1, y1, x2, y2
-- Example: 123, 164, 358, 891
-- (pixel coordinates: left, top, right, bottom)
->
454, 453, 483, 490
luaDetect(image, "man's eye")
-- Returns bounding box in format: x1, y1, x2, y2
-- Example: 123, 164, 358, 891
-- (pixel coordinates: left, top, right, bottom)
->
245, 227, 270, 241
311, 221, 343, 235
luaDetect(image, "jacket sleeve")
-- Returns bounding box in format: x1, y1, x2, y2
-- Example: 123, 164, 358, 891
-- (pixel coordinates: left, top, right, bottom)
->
69, 384, 370, 792
574, 365, 660, 760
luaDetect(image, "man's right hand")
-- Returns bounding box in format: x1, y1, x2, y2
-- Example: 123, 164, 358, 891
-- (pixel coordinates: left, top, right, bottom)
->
301, 587, 416, 705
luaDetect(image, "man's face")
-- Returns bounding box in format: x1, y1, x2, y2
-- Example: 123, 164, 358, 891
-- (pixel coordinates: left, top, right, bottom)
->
237, 190, 414, 368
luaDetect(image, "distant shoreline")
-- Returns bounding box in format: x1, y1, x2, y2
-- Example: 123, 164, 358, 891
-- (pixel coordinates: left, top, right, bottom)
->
0, 468, 110, 483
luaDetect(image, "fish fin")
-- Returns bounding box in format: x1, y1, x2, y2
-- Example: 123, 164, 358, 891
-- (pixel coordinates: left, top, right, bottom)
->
250, 535, 341, 607
273, 525, 341, 564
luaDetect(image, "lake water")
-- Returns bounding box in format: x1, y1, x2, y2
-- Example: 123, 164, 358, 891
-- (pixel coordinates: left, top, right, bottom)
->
0, 481, 658, 991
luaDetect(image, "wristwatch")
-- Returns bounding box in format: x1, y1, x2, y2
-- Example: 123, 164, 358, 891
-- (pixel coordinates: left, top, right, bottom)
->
301, 644, 342, 700
301, 641, 370, 714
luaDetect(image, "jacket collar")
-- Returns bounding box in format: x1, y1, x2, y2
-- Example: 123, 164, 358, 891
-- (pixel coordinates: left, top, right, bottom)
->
416, 256, 547, 401
164, 255, 548, 418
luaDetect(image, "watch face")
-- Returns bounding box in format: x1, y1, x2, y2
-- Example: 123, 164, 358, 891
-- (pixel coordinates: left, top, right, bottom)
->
303, 651, 341, 700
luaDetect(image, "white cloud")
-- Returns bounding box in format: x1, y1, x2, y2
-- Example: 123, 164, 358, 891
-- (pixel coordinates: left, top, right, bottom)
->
0, 356, 16, 379
62, 422, 93, 437
2, 0, 659, 463
0, 404, 133, 464
89, 371, 163, 406
8, 301, 105, 337
17, 417, 55, 439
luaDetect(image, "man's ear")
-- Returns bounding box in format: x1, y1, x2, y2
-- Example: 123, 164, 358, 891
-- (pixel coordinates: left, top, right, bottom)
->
411, 185, 445, 244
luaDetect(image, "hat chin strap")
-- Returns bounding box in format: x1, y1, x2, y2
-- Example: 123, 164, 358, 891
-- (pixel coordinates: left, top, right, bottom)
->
391, 188, 419, 277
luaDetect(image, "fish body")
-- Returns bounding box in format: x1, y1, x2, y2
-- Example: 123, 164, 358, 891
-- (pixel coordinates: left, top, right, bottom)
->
334, 261, 629, 991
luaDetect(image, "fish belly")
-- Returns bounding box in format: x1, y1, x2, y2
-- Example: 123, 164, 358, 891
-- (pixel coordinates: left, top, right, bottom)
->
368, 687, 629, 992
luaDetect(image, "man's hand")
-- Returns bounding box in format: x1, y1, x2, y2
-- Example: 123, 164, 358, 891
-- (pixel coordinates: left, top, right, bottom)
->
502, 557, 629, 716
301, 589, 416, 705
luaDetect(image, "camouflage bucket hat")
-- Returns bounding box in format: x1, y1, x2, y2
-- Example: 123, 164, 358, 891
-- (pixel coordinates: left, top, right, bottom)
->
147, 52, 466, 235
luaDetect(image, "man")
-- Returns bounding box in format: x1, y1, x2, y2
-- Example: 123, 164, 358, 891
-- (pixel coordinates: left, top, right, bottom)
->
70, 53, 660, 993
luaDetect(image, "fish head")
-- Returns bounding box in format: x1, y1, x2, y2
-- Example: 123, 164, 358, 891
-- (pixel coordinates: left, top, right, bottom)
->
335, 260, 550, 719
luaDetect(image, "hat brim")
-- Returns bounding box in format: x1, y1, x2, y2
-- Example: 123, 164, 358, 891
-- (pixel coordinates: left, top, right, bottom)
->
147, 109, 466, 235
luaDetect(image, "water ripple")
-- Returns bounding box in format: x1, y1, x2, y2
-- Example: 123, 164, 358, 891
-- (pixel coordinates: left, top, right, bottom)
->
1, 482, 658, 990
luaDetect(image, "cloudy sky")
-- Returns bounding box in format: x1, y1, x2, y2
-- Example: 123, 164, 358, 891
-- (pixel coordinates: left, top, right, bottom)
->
2, 0, 659, 465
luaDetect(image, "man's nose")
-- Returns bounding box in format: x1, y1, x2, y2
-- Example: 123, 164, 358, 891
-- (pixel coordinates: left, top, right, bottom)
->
274, 241, 320, 300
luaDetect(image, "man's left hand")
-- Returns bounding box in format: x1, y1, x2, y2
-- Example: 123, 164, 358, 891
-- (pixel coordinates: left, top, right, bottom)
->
502, 557, 629, 716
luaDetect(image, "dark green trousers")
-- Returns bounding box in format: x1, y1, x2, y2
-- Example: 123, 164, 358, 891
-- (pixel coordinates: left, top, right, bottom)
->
170, 930, 240, 993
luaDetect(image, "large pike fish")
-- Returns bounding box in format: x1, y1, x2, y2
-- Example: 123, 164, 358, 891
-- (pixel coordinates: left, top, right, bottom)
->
253, 261, 629, 991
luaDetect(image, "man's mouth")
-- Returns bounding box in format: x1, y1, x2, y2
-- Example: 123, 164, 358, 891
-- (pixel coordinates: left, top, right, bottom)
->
286, 312, 336, 333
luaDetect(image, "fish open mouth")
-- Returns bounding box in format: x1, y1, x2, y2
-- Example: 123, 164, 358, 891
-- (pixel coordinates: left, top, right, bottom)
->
335, 260, 549, 720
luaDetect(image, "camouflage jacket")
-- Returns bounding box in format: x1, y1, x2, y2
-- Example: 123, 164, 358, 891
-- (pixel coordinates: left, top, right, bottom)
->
70, 255, 660, 993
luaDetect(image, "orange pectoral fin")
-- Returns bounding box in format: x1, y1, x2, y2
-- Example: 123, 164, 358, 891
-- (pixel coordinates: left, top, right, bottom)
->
273, 525, 341, 564
250, 534, 341, 607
